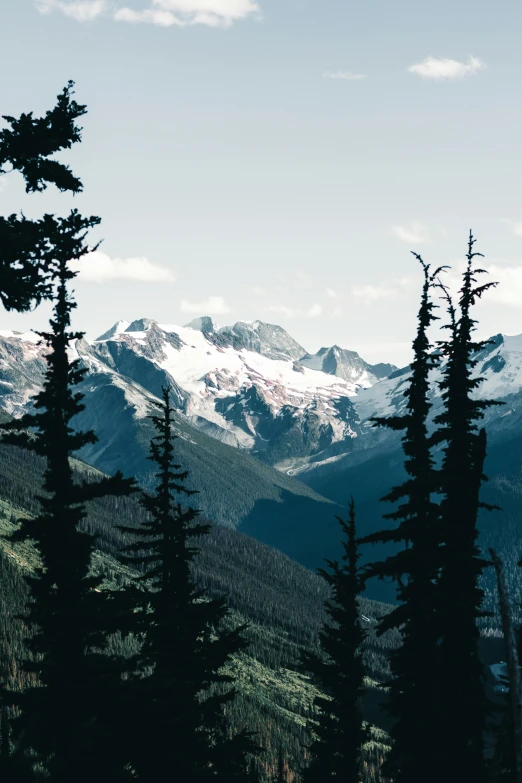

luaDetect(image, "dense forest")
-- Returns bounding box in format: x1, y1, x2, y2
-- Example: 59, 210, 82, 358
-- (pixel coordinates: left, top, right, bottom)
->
0, 82, 521, 782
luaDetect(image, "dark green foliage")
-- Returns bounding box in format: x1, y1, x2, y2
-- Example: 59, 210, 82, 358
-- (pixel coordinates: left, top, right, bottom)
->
0, 428, 424, 780
118, 386, 257, 780
0, 81, 89, 312
302, 499, 367, 782
0, 244, 136, 780
490, 707, 517, 783
211, 724, 262, 781
0, 81, 85, 194
272, 748, 287, 782
487, 550, 522, 783
359, 258, 444, 782
433, 232, 500, 782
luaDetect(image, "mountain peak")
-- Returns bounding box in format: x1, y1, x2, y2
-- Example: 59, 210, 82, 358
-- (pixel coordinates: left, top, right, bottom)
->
95, 320, 131, 342
184, 316, 218, 333
125, 318, 157, 333
300, 345, 397, 384
219, 320, 306, 362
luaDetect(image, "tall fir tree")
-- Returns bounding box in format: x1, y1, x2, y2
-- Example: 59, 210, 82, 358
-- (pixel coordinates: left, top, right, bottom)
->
358, 257, 445, 783
301, 498, 367, 783
433, 231, 500, 782
0, 81, 87, 312
118, 386, 258, 781
0, 216, 137, 780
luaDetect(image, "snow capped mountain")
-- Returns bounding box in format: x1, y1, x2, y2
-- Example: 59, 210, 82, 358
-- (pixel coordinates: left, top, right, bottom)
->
0, 330, 47, 418
346, 330, 522, 455
7, 315, 522, 586
219, 320, 306, 362
91, 318, 367, 460
184, 316, 219, 334
300, 345, 396, 386
6, 315, 522, 482
95, 320, 130, 342
0, 316, 397, 469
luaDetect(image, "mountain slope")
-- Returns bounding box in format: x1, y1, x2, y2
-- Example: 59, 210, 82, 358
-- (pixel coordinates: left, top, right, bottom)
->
71, 358, 344, 570
0, 327, 348, 571
0, 428, 393, 779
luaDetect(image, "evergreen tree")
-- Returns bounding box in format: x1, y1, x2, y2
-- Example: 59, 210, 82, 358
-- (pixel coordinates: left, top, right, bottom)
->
0, 81, 87, 312
118, 386, 257, 781
0, 219, 137, 781
489, 549, 522, 783
301, 498, 367, 783
358, 257, 444, 783
272, 748, 287, 782
433, 231, 500, 782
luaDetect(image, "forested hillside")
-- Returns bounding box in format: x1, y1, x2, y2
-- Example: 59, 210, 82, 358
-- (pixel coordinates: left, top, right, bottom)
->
0, 427, 392, 780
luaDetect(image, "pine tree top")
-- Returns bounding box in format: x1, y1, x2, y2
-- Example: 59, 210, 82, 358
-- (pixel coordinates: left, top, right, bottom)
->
0, 82, 93, 313
0, 81, 86, 194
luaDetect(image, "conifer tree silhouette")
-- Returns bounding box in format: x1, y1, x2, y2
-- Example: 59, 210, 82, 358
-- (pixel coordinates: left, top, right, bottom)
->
498, 557, 522, 779
358, 257, 445, 783
301, 498, 367, 782
0, 223, 137, 781
0, 81, 88, 312
118, 386, 257, 781
433, 231, 500, 782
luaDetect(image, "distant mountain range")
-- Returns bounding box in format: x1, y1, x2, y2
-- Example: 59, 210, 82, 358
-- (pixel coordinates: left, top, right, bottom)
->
2, 316, 522, 602
0, 316, 395, 473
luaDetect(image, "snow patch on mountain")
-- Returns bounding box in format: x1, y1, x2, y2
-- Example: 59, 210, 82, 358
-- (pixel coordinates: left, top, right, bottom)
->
95, 320, 130, 342
0, 316, 407, 470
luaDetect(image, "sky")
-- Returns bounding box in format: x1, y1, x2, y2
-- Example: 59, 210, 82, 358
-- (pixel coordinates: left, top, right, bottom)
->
2, 0, 522, 366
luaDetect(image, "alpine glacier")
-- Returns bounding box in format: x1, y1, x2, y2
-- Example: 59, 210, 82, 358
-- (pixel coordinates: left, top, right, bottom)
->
0, 317, 396, 469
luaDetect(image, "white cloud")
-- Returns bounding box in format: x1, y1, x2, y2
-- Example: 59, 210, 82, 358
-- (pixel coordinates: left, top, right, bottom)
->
501, 218, 522, 238
115, 0, 260, 27
180, 296, 230, 315
323, 71, 366, 81
71, 251, 176, 282
35, 0, 107, 21
409, 55, 485, 80
306, 303, 322, 317
391, 221, 432, 244
35, 0, 260, 26
114, 7, 180, 25
484, 265, 522, 307
351, 284, 398, 306
294, 271, 314, 289
326, 288, 338, 299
